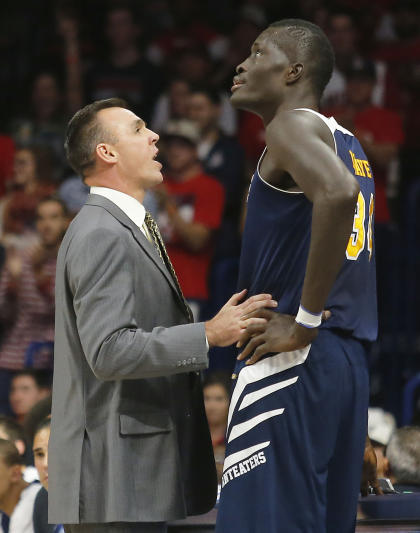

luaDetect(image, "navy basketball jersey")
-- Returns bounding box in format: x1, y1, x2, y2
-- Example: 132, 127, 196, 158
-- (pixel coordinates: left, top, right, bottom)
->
237, 108, 377, 341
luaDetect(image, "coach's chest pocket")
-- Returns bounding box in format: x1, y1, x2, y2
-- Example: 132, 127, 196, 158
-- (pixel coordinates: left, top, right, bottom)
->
119, 411, 173, 436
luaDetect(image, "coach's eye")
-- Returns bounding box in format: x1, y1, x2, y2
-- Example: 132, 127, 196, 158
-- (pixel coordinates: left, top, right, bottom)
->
255, 50, 262, 57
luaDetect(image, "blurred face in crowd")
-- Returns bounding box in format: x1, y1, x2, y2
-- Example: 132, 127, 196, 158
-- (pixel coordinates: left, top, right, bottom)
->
347, 77, 374, 108
165, 138, 197, 174
32, 74, 62, 120
169, 80, 191, 119
95, 107, 162, 191
106, 8, 139, 50
36, 200, 69, 248
327, 14, 356, 56
13, 149, 37, 188
204, 383, 229, 427
33, 426, 50, 490
9, 376, 49, 420
189, 93, 220, 133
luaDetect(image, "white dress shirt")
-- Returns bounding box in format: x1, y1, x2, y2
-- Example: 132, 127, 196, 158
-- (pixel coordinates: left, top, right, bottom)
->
90, 186, 208, 343
90, 186, 147, 235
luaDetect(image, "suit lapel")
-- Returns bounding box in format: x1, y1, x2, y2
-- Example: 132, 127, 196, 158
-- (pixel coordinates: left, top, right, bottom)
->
84, 194, 182, 302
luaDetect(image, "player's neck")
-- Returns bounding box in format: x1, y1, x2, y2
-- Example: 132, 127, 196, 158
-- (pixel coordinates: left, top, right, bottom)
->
261, 93, 319, 126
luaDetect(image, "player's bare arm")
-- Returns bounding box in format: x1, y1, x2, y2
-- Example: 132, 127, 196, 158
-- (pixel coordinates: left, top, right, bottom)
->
238, 110, 359, 363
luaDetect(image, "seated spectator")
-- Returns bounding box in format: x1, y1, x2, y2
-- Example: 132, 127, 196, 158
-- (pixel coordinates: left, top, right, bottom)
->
203, 371, 230, 484
32, 417, 63, 533
9, 371, 51, 425
0, 438, 41, 532
385, 426, 420, 493
189, 87, 244, 259
0, 146, 56, 251
154, 120, 224, 320
151, 78, 192, 134
0, 196, 69, 408
0, 416, 38, 482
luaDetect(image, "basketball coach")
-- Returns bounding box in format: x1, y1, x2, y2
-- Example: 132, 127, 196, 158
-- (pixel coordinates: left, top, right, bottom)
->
48, 98, 276, 533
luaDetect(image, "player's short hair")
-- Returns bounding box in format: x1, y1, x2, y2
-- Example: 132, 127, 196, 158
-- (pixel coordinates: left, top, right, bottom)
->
386, 426, 420, 485
65, 98, 128, 178
0, 438, 24, 466
12, 369, 52, 391
268, 19, 335, 100
0, 416, 26, 444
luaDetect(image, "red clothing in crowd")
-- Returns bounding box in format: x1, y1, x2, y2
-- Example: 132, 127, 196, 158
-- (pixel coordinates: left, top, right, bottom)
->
354, 106, 404, 222
0, 250, 56, 370
159, 172, 224, 300
0, 136, 15, 197
325, 106, 404, 223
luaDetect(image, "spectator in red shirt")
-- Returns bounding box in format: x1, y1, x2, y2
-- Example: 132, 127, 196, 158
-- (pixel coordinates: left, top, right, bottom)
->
324, 60, 404, 223
154, 120, 225, 320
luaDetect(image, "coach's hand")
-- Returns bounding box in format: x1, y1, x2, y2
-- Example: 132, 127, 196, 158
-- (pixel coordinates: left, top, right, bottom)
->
236, 309, 331, 365
360, 436, 383, 497
205, 290, 277, 347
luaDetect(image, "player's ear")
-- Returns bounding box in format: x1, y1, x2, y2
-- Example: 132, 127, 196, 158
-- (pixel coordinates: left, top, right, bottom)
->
285, 63, 304, 85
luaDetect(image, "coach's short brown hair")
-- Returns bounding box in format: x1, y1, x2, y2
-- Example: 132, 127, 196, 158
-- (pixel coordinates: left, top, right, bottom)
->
64, 98, 128, 177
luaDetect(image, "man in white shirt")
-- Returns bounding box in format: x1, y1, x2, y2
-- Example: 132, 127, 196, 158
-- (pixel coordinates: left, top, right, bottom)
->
49, 98, 276, 532
0, 439, 40, 533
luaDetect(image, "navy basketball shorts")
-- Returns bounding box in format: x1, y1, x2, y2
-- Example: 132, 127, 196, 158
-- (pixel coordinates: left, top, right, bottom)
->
216, 329, 369, 533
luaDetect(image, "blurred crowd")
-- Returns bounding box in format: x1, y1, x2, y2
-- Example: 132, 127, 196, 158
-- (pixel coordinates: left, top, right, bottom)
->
0, 0, 420, 527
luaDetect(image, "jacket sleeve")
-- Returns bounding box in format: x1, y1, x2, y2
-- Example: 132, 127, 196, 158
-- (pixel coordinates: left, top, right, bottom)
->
67, 228, 209, 381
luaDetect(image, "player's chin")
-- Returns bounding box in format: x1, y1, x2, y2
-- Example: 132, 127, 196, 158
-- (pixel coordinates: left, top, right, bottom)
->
230, 88, 253, 110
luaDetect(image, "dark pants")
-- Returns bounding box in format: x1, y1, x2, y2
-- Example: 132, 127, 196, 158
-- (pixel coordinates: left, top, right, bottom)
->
64, 523, 167, 533
217, 329, 370, 533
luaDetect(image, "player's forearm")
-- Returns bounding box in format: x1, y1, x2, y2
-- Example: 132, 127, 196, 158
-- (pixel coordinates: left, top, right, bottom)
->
299, 186, 359, 314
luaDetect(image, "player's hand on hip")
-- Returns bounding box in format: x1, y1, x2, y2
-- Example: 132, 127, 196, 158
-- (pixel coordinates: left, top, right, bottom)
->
205, 289, 277, 347
236, 310, 319, 365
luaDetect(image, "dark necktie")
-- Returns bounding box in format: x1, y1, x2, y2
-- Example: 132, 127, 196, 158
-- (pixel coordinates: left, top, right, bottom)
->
143, 211, 193, 323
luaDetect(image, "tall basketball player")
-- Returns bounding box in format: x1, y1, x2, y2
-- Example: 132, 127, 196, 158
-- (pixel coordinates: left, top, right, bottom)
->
216, 19, 378, 533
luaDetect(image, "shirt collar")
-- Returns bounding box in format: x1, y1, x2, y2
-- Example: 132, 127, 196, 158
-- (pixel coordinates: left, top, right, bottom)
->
90, 186, 146, 229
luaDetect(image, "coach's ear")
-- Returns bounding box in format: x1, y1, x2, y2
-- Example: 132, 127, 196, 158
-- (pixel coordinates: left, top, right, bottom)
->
285, 63, 303, 85
96, 143, 118, 165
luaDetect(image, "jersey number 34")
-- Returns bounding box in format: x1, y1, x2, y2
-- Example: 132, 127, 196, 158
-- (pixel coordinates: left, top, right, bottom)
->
346, 191, 374, 261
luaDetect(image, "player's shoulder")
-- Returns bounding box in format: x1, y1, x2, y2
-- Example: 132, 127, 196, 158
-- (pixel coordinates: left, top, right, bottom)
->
267, 109, 334, 150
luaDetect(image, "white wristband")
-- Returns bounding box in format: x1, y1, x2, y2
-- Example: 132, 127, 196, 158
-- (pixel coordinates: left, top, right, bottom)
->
295, 305, 322, 329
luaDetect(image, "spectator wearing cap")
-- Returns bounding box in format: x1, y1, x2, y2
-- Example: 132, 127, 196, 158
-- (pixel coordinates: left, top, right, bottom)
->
154, 119, 224, 320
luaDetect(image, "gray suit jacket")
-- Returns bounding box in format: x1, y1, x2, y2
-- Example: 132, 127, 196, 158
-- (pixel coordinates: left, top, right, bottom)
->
49, 194, 217, 524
